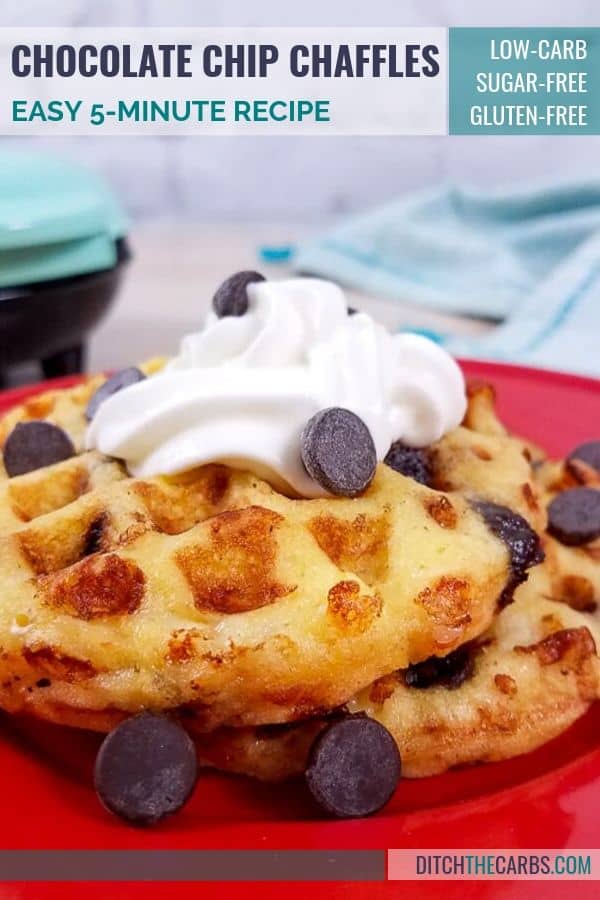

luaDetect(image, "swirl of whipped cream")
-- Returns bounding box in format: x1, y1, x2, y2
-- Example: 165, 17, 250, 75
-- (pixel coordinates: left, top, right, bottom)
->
86, 278, 466, 498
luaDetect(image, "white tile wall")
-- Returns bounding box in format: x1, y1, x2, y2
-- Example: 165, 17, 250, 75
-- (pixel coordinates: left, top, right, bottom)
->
3, 1, 599, 221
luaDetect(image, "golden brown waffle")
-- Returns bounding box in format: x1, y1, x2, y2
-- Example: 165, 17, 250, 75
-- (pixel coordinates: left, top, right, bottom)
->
0, 358, 165, 478
189, 391, 600, 782
0, 461, 517, 732
532, 455, 600, 616
448, 382, 600, 627
193, 574, 600, 780
0, 372, 542, 734
454, 381, 600, 615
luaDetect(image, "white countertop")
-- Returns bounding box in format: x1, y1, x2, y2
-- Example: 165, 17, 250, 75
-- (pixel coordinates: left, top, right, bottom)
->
87, 222, 492, 373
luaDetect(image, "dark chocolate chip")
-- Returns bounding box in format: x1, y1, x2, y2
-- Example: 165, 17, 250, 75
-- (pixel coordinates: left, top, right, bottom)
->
83, 513, 108, 557
473, 500, 544, 609
568, 440, 600, 474
94, 712, 198, 826
301, 407, 377, 497
547, 487, 600, 547
305, 715, 401, 818
472, 499, 544, 607
212, 270, 265, 318
474, 500, 544, 573
86, 368, 146, 421
404, 643, 477, 690
3, 421, 75, 477
384, 441, 431, 486
347, 306, 358, 316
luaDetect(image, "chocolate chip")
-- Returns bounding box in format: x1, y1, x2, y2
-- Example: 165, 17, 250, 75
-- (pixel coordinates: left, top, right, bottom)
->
347, 306, 358, 316
404, 644, 477, 690
568, 441, 600, 474
472, 499, 544, 607
301, 408, 377, 497
83, 513, 108, 557
384, 441, 431, 486
474, 500, 544, 573
547, 487, 600, 547
94, 713, 198, 826
305, 715, 401, 818
212, 270, 265, 318
86, 368, 146, 421
3, 421, 75, 477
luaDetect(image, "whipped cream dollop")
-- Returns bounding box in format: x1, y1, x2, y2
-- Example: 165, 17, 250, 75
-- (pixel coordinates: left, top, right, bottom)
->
86, 278, 466, 497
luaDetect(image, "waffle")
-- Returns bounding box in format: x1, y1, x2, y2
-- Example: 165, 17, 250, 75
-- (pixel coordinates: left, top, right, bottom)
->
0, 371, 540, 735
450, 381, 600, 616
533, 456, 600, 617
192, 574, 600, 780
190, 392, 600, 781
0, 360, 165, 475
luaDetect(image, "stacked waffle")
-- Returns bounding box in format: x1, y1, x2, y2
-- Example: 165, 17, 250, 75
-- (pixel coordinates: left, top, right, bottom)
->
0, 371, 598, 821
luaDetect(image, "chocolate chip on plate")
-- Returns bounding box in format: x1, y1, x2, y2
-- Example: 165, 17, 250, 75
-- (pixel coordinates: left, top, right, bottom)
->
3, 421, 75, 477
568, 440, 600, 474
384, 441, 431, 486
86, 367, 146, 421
301, 408, 377, 497
547, 487, 600, 547
305, 715, 401, 818
94, 712, 198, 826
212, 270, 265, 318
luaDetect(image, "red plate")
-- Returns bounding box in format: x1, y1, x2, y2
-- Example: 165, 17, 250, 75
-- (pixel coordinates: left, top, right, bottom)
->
0, 361, 599, 899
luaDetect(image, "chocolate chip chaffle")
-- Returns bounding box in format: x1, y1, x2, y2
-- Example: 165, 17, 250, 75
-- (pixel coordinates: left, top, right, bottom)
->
0, 272, 598, 825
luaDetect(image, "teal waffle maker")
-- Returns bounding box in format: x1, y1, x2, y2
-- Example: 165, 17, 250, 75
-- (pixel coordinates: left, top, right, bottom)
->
0, 151, 130, 383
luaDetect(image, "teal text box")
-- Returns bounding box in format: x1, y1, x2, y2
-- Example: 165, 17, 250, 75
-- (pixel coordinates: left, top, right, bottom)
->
449, 28, 600, 134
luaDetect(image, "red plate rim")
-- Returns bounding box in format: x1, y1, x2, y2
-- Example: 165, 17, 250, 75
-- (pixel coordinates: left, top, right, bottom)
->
1, 358, 599, 405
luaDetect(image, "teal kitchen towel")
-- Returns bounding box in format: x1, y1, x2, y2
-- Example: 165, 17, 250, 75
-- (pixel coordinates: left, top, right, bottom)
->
294, 181, 600, 376
447, 230, 600, 376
